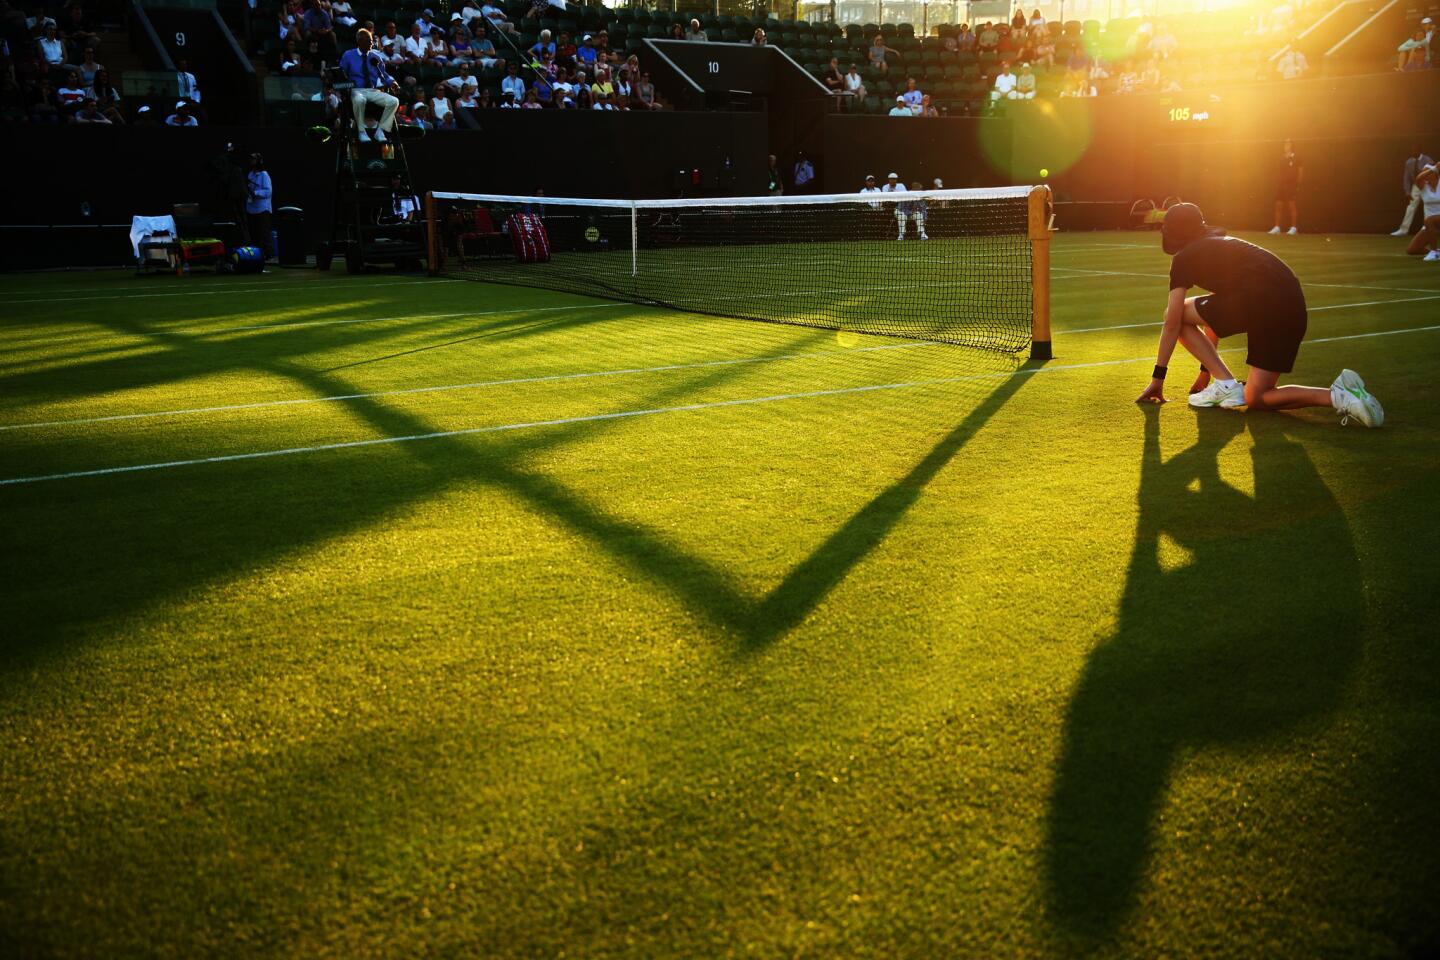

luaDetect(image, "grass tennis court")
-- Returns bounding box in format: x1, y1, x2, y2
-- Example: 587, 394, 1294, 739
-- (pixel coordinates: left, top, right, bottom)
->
2, 232, 1438, 957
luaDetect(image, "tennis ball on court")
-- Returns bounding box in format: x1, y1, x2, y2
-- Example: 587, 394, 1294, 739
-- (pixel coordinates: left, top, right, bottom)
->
1040, 168, 1049, 178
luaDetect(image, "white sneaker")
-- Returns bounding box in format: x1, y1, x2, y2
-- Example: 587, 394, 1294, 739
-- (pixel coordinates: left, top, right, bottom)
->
373, 128, 388, 142
356, 129, 371, 143
920, 232, 929, 240
896, 234, 905, 241
1331, 369, 1384, 428
1391, 228, 1409, 237
1188, 379, 1246, 408
1424, 250, 1440, 262
1268, 226, 1282, 234
1287, 226, 1298, 235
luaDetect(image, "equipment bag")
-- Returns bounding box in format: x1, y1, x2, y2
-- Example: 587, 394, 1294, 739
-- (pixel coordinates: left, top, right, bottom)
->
506, 213, 551, 264
230, 245, 265, 274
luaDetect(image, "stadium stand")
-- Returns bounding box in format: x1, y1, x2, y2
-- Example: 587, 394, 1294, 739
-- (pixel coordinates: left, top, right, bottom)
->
5, 0, 1434, 127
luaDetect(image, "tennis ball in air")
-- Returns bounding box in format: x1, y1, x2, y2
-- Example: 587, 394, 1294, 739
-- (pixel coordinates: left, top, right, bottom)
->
1040, 168, 1049, 178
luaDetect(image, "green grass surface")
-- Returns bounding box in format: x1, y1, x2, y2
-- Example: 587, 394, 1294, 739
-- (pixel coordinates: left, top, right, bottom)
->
2, 232, 1438, 957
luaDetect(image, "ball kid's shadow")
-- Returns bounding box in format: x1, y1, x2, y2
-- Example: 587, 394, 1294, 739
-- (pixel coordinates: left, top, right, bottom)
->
1043, 405, 1365, 940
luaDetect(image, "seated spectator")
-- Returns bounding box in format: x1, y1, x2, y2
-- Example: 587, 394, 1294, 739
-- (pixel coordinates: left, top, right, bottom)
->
552, 70, 574, 105
1029, 10, 1046, 40
686, 18, 706, 41
501, 61, 525, 101
668, 22, 683, 40
902, 76, 923, 110
56, 69, 88, 115
575, 86, 592, 109
888, 94, 911, 116
555, 30, 577, 66
278, 38, 304, 73
1397, 28, 1430, 70
61, 4, 101, 58
331, 0, 358, 28
36, 22, 66, 66
412, 8, 436, 33
313, 79, 341, 125
1276, 43, 1308, 79
615, 66, 632, 101
1087, 59, 1109, 93
455, 81, 479, 107
429, 81, 452, 121
522, 88, 542, 108
844, 62, 866, 103
461, 1, 484, 23
77, 47, 103, 85
576, 34, 598, 68
379, 21, 404, 63
636, 70, 660, 109
472, 24, 504, 70
1016, 61, 1036, 99
943, 35, 958, 53
477, 3, 513, 37
89, 68, 124, 122
165, 100, 199, 126
1032, 32, 1054, 68
531, 28, 555, 60
403, 22, 427, 64
992, 60, 1018, 100
868, 34, 895, 73
303, 0, 336, 60
623, 53, 642, 77
978, 22, 1000, 53
409, 99, 433, 127
73, 96, 110, 123
595, 30, 617, 64
533, 58, 557, 103
425, 25, 450, 64
446, 62, 477, 94
450, 23, 474, 63
278, 0, 304, 43
997, 24, 1018, 58
918, 92, 938, 116
957, 23, 976, 51
752, 27, 767, 46
476, 86, 495, 108
823, 56, 844, 94
1012, 8, 1026, 31
589, 63, 613, 99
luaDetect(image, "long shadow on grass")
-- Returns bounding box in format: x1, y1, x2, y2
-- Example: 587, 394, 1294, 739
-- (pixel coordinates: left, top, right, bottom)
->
1044, 407, 1364, 941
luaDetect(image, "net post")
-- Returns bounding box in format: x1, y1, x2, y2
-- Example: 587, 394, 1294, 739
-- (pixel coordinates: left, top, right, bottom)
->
1028, 185, 1053, 361
630, 202, 638, 278
425, 191, 438, 276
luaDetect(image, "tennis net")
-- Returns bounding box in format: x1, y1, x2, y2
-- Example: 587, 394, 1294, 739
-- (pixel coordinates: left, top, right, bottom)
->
427, 186, 1051, 358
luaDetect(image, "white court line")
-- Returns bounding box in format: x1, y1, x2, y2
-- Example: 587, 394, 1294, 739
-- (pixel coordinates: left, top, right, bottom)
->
5, 278, 441, 305
1052, 265, 1440, 295
7, 291, 1436, 433
0, 340, 936, 432
4, 322, 1438, 488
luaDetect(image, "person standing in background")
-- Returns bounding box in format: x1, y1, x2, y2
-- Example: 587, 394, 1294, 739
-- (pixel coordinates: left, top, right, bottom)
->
765, 154, 783, 196
1392, 144, 1434, 237
246, 153, 274, 261
792, 151, 814, 194
1269, 139, 1303, 235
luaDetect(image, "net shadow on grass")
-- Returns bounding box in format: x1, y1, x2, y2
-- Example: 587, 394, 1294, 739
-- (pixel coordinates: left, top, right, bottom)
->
1044, 406, 1365, 942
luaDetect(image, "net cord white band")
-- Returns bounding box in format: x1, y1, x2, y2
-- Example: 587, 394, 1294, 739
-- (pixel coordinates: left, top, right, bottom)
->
430, 185, 1038, 211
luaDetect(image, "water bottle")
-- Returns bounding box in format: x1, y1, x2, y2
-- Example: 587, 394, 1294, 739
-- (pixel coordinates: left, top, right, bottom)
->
271, 229, 279, 262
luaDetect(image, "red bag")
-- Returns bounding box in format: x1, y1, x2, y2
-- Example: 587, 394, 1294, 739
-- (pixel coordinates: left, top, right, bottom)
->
506, 212, 551, 264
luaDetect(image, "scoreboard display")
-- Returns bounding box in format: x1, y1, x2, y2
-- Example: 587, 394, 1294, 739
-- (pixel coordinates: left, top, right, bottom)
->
648, 40, 776, 94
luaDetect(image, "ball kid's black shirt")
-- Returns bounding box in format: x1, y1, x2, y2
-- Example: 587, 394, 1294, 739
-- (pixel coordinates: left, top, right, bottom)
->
1169, 235, 1303, 303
